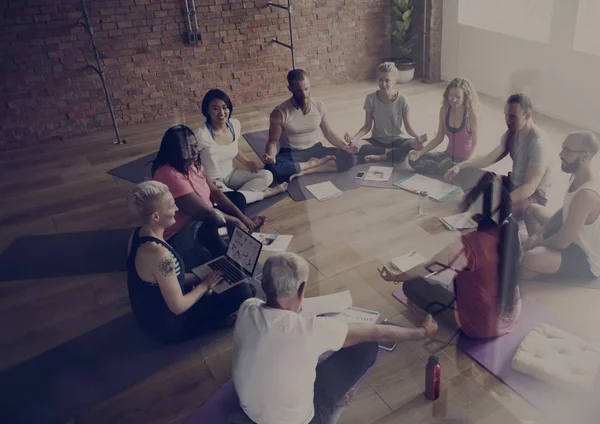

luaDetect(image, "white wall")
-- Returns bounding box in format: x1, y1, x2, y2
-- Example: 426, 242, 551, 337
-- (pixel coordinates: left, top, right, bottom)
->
442, 0, 600, 133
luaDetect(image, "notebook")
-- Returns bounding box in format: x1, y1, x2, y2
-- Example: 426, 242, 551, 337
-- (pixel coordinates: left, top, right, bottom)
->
394, 174, 459, 201
329, 306, 380, 324
391, 250, 426, 272
364, 166, 393, 182
439, 212, 478, 231
305, 181, 343, 201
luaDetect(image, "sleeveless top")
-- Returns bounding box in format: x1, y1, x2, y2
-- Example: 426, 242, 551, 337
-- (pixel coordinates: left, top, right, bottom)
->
444, 107, 472, 160
563, 180, 600, 277
276, 98, 326, 150
127, 227, 189, 339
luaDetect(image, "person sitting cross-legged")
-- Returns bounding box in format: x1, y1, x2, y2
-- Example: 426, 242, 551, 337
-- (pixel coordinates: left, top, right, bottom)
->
231, 252, 437, 424
521, 130, 600, 280
263, 69, 358, 182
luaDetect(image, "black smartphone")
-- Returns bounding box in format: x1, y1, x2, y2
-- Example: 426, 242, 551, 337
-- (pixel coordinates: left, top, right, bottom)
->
355, 171, 366, 180
378, 319, 405, 351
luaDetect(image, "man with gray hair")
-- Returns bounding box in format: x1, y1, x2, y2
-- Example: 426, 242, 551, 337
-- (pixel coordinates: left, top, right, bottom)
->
521, 130, 600, 280
232, 252, 437, 424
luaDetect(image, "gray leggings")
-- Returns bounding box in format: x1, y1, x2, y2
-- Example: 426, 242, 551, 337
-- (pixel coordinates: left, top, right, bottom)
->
409, 151, 464, 176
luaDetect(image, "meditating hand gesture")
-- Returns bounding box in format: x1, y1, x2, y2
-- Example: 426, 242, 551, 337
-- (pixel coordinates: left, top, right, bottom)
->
445, 164, 461, 182
408, 150, 421, 162
344, 132, 354, 144
262, 153, 276, 165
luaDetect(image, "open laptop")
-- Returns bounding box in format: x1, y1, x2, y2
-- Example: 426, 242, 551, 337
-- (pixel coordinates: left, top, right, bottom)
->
191, 226, 262, 294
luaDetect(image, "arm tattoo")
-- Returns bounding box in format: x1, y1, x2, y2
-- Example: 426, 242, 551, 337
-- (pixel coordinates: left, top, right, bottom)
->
158, 257, 176, 277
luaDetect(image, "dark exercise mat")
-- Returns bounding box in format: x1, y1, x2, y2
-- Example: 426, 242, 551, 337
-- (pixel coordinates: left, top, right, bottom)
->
0, 228, 133, 282
107, 152, 156, 183
244, 130, 361, 201
0, 271, 265, 424
245, 191, 288, 217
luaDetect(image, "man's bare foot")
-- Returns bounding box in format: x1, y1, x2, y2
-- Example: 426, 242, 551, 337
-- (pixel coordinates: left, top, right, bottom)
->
263, 183, 288, 198
336, 388, 357, 407
365, 154, 388, 163
289, 172, 304, 182
300, 155, 335, 171
420, 314, 438, 337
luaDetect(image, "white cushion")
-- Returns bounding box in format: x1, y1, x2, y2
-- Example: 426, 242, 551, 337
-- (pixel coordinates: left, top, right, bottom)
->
512, 323, 600, 392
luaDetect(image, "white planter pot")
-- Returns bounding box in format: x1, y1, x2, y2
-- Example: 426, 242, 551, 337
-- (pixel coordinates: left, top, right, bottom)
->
397, 67, 415, 84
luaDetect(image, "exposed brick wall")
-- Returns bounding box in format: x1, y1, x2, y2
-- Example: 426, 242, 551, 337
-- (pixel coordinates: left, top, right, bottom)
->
0, 0, 391, 149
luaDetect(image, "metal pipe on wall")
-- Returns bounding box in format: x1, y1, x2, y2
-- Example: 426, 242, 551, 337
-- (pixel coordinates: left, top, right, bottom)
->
78, 0, 126, 144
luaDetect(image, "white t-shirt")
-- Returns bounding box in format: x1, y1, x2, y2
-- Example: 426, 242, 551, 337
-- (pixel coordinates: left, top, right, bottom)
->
196, 119, 242, 181
232, 298, 348, 424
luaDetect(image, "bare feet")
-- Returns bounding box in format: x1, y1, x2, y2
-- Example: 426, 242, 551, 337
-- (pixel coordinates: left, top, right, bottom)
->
262, 182, 288, 198
252, 215, 266, 228
364, 153, 388, 163
300, 155, 335, 171
420, 314, 438, 337
336, 388, 357, 407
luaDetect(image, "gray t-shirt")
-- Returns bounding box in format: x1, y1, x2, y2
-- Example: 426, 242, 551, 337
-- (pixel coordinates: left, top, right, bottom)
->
502, 126, 550, 196
363, 92, 409, 144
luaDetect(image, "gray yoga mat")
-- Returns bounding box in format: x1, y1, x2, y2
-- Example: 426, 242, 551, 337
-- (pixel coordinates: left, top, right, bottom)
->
0, 228, 132, 282
107, 152, 156, 183
0, 272, 265, 424
243, 130, 361, 201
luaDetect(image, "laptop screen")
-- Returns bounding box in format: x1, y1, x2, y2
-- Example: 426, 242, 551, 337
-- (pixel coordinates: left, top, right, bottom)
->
226, 226, 262, 276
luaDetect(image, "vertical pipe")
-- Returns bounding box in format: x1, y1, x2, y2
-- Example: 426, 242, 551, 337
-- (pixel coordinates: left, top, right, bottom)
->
422, 0, 427, 81
80, 0, 124, 144
184, 0, 193, 36
189, 0, 200, 34
288, 0, 295, 68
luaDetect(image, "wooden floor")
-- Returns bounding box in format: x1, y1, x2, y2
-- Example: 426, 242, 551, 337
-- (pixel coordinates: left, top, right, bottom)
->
1, 80, 598, 424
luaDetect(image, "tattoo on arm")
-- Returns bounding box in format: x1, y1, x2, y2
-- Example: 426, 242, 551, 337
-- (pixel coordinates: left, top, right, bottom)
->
158, 257, 176, 277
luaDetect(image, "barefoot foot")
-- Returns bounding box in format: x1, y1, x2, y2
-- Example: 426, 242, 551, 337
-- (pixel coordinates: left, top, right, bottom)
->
252, 215, 266, 228
420, 314, 438, 337
263, 182, 288, 198
364, 154, 388, 163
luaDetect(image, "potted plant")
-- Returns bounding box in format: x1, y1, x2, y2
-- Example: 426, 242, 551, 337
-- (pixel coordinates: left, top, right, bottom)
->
391, 0, 417, 83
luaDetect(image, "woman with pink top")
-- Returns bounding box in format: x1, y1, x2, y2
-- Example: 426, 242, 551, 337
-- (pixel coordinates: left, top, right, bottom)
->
408, 78, 480, 175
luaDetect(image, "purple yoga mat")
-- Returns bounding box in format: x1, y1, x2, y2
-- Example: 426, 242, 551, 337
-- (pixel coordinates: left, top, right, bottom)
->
0, 272, 265, 424
107, 152, 156, 183
0, 228, 132, 282
244, 130, 361, 201
186, 349, 384, 424
394, 288, 599, 421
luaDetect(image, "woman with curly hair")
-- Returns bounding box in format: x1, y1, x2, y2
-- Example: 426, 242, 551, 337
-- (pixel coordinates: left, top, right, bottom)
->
408, 78, 480, 175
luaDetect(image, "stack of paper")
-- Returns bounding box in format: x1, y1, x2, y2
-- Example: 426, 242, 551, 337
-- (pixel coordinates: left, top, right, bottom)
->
328, 307, 380, 324
300, 291, 353, 317
439, 212, 478, 231
305, 181, 343, 201
252, 233, 293, 252
393, 174, 459, 201
391, 250, 426, 272
364, 166, 393, 182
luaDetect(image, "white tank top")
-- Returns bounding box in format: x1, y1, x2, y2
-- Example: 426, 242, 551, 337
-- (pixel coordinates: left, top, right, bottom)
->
563, 180, 600, 277
276, 98, 326, 150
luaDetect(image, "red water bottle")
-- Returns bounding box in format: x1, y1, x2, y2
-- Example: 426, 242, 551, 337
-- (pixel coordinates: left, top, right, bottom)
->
425, 355, 441, 400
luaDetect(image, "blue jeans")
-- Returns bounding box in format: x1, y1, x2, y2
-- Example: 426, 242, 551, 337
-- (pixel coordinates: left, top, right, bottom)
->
265, 143, 358, 182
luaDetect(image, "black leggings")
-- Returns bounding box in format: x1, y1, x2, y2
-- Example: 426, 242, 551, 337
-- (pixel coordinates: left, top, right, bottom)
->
357, 137, 414, 164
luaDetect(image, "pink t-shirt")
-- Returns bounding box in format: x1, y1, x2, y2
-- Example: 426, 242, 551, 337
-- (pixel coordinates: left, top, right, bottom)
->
153, 164, 212, 240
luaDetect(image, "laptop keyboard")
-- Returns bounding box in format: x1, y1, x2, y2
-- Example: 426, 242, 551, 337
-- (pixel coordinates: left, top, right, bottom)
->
208, 257, 246, 285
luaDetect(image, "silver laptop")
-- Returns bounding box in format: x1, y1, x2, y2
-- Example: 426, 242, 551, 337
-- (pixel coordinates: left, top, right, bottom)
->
191, 226, 262, 294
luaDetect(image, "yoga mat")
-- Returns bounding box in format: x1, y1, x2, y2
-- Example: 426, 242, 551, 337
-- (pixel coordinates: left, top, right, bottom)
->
107, 152, 155, 183
243, 130, 360, 201
458, 298, 598, 423
0, 228, 132, 282
0, 271, 265, 424
186, 348, 384, 424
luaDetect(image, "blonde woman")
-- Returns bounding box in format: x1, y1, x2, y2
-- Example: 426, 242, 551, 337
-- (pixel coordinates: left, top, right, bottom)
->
126, 181, 255, 343
345, 62, 427, 163
408, 78, 480, 175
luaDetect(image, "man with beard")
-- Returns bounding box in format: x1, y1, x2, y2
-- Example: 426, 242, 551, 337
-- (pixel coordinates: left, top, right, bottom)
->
445, 93, 550, 230
263, 69, 358, 182
520, 130, 600, 280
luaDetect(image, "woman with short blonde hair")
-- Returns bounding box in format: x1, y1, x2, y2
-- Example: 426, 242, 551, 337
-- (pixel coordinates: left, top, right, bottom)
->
345, 62, 427, 163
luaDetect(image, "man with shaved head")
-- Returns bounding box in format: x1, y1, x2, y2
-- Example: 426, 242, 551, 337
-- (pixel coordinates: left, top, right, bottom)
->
521, 130, 600, 280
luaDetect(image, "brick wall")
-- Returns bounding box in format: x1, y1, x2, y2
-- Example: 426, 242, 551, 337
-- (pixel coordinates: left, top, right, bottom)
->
0, 0, 391, 149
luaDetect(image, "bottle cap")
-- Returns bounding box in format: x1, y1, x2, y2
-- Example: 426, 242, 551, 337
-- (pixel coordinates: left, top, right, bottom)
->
427, 355, 439, 365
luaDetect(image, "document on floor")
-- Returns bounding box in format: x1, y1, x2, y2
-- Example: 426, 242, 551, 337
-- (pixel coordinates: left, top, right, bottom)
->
364, 166, 394, 182
439, 211, 478, 231
252, 233, 293, 252
391, 250, 426, 272
305, 181, 343, 201
394, 174, 459, 201
327, 307, 381, 325
300, 290, 353, 317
